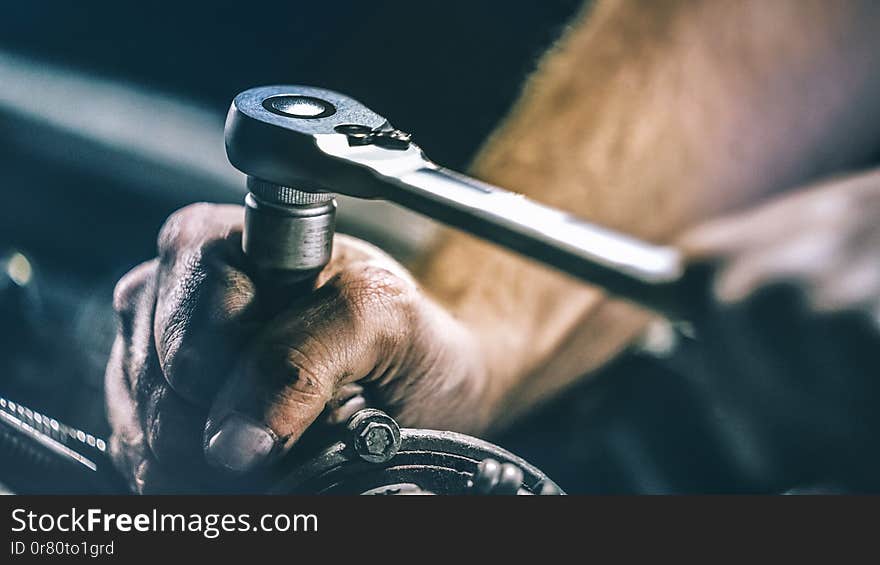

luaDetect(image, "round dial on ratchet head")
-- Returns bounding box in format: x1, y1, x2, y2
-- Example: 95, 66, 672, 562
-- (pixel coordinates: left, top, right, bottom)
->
225, 85, 398, 198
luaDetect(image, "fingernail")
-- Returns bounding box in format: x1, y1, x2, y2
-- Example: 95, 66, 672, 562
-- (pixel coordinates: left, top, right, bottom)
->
205, 414, 278, 474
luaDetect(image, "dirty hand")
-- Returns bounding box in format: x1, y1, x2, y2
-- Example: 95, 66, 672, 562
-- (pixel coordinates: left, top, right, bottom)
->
105, 203, 488, 492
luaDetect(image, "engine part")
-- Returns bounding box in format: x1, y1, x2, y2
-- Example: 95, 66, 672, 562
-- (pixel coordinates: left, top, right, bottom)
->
0, 397, 564, 495
269, 410, 563, 495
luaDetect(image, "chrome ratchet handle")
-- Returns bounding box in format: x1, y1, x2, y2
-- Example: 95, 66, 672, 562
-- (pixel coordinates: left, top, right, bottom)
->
380, 164, 688, 315
226, 85, 701, 319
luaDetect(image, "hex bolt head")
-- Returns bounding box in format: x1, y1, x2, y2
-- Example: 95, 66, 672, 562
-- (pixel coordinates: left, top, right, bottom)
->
346, 408, 401, 464
358, 422, 394, 458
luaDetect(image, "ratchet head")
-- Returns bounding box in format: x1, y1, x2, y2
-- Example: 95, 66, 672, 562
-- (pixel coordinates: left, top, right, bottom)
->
225, 85, 427, 199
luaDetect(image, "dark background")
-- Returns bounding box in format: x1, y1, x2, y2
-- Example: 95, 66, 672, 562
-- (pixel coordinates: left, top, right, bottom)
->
0, 0, 581, 169
2, 1, 874, 494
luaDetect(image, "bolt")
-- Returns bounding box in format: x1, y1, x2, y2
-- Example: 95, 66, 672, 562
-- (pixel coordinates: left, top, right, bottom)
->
346, 408, 401, 464
358, 422, 394, 458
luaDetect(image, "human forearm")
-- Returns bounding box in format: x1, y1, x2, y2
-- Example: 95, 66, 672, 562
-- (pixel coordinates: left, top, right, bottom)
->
417, 0, 880, 426
102, 1, 880, 488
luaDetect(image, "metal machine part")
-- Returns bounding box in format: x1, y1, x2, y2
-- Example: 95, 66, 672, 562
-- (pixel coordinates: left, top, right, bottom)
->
242, 176, 337, 277
0, 397, 125, 494
226, 86, 695, 317
0, 397, 563, 495
270, 408, 563, 495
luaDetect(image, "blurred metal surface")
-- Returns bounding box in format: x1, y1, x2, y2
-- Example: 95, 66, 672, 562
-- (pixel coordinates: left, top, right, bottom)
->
0, 395, 564, 495
0, 396, 127, 494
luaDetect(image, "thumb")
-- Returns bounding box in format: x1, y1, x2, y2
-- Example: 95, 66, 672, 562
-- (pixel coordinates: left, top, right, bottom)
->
202, 267, 413, 474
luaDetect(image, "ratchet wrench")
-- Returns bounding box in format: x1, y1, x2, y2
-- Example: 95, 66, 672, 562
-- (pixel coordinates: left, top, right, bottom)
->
226, 86, 699, 318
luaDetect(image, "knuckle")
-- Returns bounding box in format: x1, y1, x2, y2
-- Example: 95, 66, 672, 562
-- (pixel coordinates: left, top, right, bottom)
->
156, 203, 217, 258
243, 341, 333, 408
333, 263, 419, 348
205, 264, 258, 324
112, 260, 158, 317
283, 363, 331, 404
281, 345, 333, 400
156, 203, 243, 265
337, 262, 417, 320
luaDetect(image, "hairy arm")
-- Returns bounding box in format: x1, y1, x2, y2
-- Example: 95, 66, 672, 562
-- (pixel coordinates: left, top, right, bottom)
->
105, 0, 880, 490
419, 0, 880, 429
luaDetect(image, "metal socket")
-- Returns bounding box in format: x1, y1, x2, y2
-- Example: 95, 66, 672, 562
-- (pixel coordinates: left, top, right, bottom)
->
242, 189, 336, 273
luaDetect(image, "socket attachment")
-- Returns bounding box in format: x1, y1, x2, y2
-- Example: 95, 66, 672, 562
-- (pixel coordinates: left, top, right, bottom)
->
242, 177, 336, 274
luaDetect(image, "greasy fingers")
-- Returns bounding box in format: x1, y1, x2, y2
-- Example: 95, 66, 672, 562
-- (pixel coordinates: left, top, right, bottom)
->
105, 203, 491, 489
203, 262, 418, 473
106, 203, 263, 490
153, 203, 259, 404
